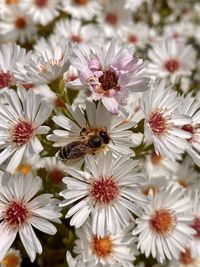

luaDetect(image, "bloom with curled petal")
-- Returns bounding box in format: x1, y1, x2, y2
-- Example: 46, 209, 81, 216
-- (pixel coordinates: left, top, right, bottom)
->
69, 40, 151, 114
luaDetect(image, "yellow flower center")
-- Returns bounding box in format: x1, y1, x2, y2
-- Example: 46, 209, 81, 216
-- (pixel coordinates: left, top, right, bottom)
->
92, 235, 113, 258
16, 164, 32, 176
2, 252, 20, 267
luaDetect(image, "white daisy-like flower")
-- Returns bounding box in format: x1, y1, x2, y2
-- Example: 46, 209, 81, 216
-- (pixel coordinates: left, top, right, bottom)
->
124, 0, 146, 12
0, 88, 51, 173
98, 0, 133, 38
14, 36, 71, 86
0, 43, 31, 91
72, 219, 137, 266
61, 0, 101, 20
140, 176, 167, 197
53, 19, 100, 44
66, 251, 121, 267
188, 190, 200, 257
0, 172, 61, 262
144, 150, 179, 180
42, 156, 67, 184
48, 101, 137, 164
1, 248, 22, 267
147, 39, 196, 83
133, 186, 195, 263
0, 0, 20, 16
163, 22, 195, 42
59, 152, 148, 236
118, 22, 157, 49
69, 40, 151, 114
19, 0, 60, 26
170, 157, 200, 190
0, 7, 36, 44
141, 80, 192, 161
178, 94, 200, 167
168, 247, 200, 267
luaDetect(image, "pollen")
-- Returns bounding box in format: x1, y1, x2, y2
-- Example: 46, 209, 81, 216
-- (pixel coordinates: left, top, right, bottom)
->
5, 201, 29, 227
90, 177, 119, 205
190, 217, 200, 239
180, 248, 195, 265
2, 251, 21, 267
164, 58, 180, 73
15, 17, 27, 29
148, 110, 168, 136
13, 121, 34, 145
150, 209, 176, 235
0, 71, 13, 89
16, 164, 32, 176
92, 235, 113, 258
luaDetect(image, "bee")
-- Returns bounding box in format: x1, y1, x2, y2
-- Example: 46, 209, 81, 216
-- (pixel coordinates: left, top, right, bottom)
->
58, 128, 111, 160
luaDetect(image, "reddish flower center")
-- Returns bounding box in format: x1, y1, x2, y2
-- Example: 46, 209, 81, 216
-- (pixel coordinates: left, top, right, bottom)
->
74, 0, 88, 5
35, 0, 48, 7
180, 248, 195, 265
97, 70, 120, 97
148, 110, 167, 136
2, 252, 21, 267
151, 150, 162, 165
6, 0, 19, 4
54, 97, 65, 108
177, 179, 188, 188
164, 58, 180, 73
13, 121, 34, 145
5, 201, 29, 227
15, 17, 27, 29
92, 235, 113, 258
105, 13, 118, 26
0, 71, 13, 89
48, 168, 65, 184
191, 217, 200, 239
128, 34, 138, 44
70, 35, 82, 43
172, 32, 180, 39
150, 209, 175, 235
90, 177, 119, 205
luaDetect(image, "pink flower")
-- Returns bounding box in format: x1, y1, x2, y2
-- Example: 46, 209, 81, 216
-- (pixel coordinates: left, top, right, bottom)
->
69, 40, 151, 114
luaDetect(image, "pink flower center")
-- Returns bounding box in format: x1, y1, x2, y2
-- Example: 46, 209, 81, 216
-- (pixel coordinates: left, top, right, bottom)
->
97, 70, 120, 97
105, 13, 118, 26
150, 209, 176, 235
5, 201, 29, 226
164, 58, 180, 72
180, 248, 195, 265
70, 35, 82, 43
191, 217, 200, 239
13, 121, 34, 145
35, 0, 48, 7
128, 34, 138, 44
148, 110, 167, 136
90, 177, 119, 205
0, 71, 13, 89
15, 17, 27, 29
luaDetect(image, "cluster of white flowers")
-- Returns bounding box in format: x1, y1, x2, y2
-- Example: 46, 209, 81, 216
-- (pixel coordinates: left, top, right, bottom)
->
0, 0, 200, 267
